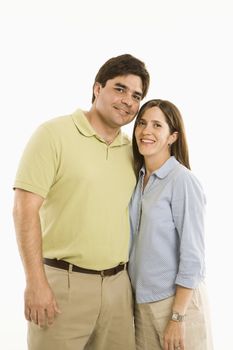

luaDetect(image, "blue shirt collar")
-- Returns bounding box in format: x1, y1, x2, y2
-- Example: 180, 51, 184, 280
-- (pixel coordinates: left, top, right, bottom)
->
139, 156, 179, 179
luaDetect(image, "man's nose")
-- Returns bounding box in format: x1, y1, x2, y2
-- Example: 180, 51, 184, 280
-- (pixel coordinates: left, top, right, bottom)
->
121, 94, 133, 106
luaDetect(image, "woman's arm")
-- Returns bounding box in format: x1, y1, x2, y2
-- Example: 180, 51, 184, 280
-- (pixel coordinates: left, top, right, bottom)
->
163, 285, 193, 350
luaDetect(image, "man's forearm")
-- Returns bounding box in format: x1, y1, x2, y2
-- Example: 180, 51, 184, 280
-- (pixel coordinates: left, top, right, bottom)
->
13, 190, 61, 326
13, 190, 47, 284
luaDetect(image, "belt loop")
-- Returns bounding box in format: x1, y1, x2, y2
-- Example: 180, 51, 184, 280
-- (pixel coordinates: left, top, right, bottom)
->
68, 264, 73, 288
69, 264, 73, 274
124, 263, 127, 270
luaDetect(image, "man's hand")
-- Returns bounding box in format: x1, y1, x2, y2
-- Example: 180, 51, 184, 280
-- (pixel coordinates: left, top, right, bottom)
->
24, 281, 61, 328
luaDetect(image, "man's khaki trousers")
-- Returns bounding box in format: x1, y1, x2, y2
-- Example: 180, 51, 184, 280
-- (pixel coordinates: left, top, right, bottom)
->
28, 264, 136, 350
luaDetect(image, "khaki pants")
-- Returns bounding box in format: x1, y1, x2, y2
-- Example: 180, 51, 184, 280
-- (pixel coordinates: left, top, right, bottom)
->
135, 282, 213, 350
28, 265, 135, 350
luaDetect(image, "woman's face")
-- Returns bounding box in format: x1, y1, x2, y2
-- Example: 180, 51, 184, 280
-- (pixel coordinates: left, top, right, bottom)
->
135, 106, 177, 161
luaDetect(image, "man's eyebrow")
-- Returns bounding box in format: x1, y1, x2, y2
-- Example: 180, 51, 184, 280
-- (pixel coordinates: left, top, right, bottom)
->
114, 83, 143, 97
114, 83, 127, 89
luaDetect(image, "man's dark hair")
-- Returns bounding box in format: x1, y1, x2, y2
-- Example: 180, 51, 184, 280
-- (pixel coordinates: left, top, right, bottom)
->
92, 54, 150, 103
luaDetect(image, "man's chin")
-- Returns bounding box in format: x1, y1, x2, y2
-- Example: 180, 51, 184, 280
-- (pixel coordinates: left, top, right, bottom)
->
117, 116, 135, 126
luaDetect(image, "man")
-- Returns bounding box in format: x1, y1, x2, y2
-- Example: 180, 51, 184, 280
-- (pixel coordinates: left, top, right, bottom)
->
13, 54, 150, 350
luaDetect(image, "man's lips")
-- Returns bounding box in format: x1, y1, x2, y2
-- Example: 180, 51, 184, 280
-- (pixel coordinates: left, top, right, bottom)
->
114, 106, 130, 115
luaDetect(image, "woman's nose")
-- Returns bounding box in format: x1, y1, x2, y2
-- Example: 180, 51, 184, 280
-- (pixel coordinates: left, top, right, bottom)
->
142, 124, 152, 133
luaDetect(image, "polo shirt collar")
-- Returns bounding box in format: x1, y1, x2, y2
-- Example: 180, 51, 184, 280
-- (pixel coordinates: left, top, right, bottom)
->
72, 109, 131, 146
139, 156, 179, 179
72, 109, 96, 137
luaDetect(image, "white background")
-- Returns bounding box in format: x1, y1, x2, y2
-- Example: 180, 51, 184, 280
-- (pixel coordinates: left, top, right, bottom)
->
1, 0, 232, 348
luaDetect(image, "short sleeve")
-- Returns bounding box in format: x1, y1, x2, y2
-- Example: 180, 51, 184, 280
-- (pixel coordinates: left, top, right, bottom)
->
14, 125, 58, 198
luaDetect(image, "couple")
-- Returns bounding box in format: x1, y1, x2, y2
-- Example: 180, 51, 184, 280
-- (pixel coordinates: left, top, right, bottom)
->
13, 54, 213, 350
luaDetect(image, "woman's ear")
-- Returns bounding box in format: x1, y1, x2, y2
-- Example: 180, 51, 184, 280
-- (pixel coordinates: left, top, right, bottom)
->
169, 131, 179, 145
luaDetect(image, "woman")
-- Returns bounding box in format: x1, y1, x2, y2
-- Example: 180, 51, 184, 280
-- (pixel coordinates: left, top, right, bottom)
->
128, 99, 213, 350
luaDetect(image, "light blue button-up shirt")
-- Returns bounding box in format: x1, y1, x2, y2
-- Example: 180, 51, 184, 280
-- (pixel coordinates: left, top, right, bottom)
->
128, 156, 206, 303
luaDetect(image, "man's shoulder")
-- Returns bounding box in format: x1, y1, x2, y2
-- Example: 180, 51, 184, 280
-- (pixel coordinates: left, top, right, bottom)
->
38, 110, 83, 136
42, 113, 73, 129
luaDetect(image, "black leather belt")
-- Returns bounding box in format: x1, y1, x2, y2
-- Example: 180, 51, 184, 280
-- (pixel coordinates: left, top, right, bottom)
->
44, 258, 127, 277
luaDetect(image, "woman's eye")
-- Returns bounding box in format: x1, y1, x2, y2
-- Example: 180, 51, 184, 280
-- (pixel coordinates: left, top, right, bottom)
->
137, 120, 146, 126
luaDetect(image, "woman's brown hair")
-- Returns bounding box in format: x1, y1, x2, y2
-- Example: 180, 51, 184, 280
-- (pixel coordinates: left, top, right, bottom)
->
132, 99, 191, 176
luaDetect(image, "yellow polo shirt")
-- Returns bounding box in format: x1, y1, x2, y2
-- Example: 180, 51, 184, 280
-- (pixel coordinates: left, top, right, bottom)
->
14, 109, 136, 270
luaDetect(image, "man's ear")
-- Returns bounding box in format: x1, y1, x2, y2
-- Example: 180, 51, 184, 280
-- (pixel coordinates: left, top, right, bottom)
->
93, 82, 102, 99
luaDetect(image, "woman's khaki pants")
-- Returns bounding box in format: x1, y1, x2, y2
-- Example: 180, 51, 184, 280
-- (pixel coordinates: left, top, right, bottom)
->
135, 282, 213, 350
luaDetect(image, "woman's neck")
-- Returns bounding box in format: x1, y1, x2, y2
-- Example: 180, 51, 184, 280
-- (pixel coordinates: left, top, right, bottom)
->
144, 153, 171, 177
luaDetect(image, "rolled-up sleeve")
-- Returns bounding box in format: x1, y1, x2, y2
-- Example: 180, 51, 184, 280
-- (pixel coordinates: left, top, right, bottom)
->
172, 170, 206, 288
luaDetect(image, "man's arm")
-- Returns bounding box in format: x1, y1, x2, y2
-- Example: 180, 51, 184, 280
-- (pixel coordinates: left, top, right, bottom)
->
13, 189, 61, 327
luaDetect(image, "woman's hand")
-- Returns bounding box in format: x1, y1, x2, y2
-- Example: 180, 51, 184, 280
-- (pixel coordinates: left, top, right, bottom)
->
163, 320, 185, 350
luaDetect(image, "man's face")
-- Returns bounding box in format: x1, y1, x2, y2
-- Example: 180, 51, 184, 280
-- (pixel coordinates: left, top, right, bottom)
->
93, 74, 143, 129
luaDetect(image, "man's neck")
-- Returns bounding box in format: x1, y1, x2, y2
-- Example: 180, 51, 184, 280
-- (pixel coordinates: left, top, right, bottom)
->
84, 110, 120, 144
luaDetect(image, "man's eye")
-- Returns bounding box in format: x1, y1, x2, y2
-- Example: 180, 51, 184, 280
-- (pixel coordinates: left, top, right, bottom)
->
133, 95, 141, 102
115, 87, 124, 92
153, 123, 161, 128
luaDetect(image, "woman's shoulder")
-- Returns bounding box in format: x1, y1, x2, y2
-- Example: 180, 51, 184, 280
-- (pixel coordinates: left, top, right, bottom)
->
172, 162, 205, 195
